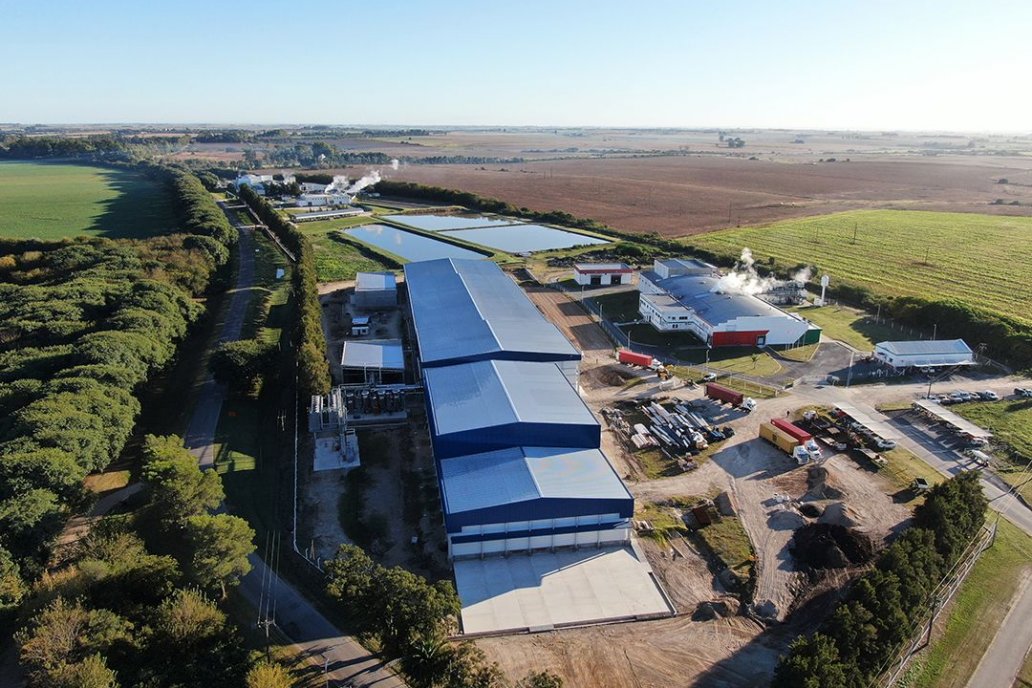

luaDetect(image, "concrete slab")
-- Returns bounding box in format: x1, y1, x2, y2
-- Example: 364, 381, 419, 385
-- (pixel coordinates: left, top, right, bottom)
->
454, 545, 674, 635
313, 435, 360, 472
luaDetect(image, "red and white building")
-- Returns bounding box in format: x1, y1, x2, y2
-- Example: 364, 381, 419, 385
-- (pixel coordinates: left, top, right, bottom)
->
573, 263, 634, 287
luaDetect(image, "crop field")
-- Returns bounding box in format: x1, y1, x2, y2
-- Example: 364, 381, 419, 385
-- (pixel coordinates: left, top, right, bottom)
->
0, 161, 177, 239
688, 210, 1032, 324
390, 155, 1032, 236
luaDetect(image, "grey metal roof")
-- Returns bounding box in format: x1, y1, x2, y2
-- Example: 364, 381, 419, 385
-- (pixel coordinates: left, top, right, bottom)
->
655, 275, 799, 325
912, 399, 992, 439
355, 271, 397, 292
876, 339, 972, 357
574, 262, 632, 273
439, 446, 632, 515
658, 258, 715, 272
424, 360, 597, 436
341, 340, 404, 370
404, 259, 579, 365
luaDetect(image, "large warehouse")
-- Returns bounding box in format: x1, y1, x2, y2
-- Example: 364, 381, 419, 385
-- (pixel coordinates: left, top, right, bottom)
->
405, 258, 581, 383
874, 339, 975, 370
405, 258, 634, 558
638, 260, 821, 347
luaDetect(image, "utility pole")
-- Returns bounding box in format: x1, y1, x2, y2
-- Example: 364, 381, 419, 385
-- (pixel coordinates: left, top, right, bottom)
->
932, 323, 937, 340
727, 201, 733, 225
852, 222, 858, 243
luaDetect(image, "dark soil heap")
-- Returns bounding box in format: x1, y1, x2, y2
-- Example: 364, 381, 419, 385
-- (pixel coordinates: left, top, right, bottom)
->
790, 523, 874, 569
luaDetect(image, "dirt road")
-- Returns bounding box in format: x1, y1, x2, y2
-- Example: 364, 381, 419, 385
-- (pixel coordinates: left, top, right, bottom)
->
523, 285, 614, 363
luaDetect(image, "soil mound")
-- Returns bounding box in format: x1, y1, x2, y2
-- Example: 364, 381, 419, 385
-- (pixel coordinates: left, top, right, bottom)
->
584, 364, 638, 388
799, 503, 823, 518
790, 523, 874, 570
806, 465, 844, 500
692, 598, 738, 621
818, 501, 859, 528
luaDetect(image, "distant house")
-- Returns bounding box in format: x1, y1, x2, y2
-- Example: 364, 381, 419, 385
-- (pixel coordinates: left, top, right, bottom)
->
573, 262, 634, 287
232, 172, 296, 195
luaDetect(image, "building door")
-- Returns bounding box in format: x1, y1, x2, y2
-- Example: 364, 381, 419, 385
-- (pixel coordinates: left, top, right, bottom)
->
611, 274, 622, 285
590, 275, 602, 286
756, 335, 766, 346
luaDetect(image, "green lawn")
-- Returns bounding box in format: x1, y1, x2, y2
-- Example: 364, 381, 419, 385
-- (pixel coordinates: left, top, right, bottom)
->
687, 210, 1032, 325
292, 216, 398, 281
902, 518, 1032, 688
0, 161, 177, 239
786, 303, 901, 351
697, 515, 755, 586
953, 400, 1032, 504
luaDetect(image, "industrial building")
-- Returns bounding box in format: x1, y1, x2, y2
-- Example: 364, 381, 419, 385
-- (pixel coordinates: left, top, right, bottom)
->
405, 258, 580, 383
353, 271, 398, 309
638, 259, 820, 347
573, 262, 634, 287
340, 339, 404, 385
874, 339, 975, 370
423, 360, 602, 460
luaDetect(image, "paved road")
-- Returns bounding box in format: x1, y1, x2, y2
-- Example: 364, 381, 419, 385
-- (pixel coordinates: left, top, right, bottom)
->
183, 205, 404, 687
966, 571, 1032, 688
183, 203, 257, 466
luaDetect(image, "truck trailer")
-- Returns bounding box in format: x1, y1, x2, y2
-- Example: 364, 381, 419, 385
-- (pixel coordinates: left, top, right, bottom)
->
759, 422, 819, 463
770, 418, 812, 443
618, 350, 653, 367
705, 382, 756, 412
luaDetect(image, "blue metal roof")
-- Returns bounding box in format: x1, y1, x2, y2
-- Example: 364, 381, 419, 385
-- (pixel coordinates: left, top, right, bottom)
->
424, 360, 597, 437
404, 259, 579, 366
439, 446, 633, 529
341, 340, 404, 370
655, 274, 801, 326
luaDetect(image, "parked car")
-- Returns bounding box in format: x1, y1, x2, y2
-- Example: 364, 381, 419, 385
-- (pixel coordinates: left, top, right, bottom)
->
701, 373, 717, 382
873, 438, 897, 451
1015, 387, 1032, 398
978, 390, 1000, 401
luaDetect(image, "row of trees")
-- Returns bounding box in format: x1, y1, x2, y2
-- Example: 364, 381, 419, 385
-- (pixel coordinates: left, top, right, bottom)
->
325, 545, 562, 688
0, 165, 237, 614
236, 186, 330, 399
772, 472, 988, 688
13, 434, 259, 687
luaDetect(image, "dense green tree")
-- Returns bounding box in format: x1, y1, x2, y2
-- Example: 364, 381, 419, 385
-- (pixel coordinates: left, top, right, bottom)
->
516, 671, 564, 688
183, 514, 255, 597
141, 435, 224, 527
246, 662, 295, 688
47, 653, 119, 688
771, 633, 852, 688
0, 545, 26, 614
210, 339, 277, 397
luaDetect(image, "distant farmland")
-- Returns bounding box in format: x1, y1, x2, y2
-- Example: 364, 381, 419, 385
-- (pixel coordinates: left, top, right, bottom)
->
687, 210, 1032, 324
0, 162, 176, 239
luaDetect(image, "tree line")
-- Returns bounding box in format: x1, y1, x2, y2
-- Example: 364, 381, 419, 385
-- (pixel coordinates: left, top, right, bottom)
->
772, 472, 987, 687
236, 185, 331, 399
0, 164, 235, 613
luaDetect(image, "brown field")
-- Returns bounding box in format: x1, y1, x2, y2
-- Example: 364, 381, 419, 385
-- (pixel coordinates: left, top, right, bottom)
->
389, 154, 1032, 236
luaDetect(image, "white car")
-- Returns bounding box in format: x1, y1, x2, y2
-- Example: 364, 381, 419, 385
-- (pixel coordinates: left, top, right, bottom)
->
873, 438, 897, 451
702, 373, 717, 382
978, 390, 999, 401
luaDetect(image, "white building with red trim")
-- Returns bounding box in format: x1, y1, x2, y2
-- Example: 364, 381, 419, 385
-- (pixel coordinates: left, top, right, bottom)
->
573, 262, 634, 287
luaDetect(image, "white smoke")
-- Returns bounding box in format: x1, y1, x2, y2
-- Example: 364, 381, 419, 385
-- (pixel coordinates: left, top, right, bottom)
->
711, 247, 777, 296
391, 159, 400, 171
347, 170, 381, 195
324, 175, 349, 193
791, 266, 813, 284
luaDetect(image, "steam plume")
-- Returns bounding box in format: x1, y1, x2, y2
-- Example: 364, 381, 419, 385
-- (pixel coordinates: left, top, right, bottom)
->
347, 170, 381, 194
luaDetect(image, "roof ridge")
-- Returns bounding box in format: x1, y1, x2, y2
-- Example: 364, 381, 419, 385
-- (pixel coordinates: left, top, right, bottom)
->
491, 360, 522, 422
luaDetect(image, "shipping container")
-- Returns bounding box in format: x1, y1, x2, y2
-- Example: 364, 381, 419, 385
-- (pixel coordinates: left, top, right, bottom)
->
705, 382, 744, 406
771, 418, 813, 443
759, 422, 800, 453
618, 349, 653, 367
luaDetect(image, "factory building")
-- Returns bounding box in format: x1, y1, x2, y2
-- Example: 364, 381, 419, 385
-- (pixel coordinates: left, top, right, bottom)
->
353, 271, 398, 309
874, 339, 975, 370
405, 258, 634, 560
638, 259, 820, 347
340, 339, 404, 385
573, 262, 634, 287
423, 359, 602, 460
405, 258, 581, 383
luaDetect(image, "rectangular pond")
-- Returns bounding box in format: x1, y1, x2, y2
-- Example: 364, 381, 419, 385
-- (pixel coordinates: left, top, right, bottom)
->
344, 224, 486, 262
442, 224, 610, 253
384, 214, 522, 232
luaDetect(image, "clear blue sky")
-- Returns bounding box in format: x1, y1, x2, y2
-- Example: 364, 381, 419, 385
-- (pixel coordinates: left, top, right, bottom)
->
2, 0, 1029, 131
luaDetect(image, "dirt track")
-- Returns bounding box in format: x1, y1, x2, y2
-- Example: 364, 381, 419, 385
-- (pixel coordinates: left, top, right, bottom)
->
523, 285, 614, 363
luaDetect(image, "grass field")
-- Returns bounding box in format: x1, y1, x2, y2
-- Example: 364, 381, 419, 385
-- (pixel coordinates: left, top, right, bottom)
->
902, 518, 1032, 688
787, 303, 903, 351
0, 161, 177, 239
291, 216, 397, 281
688, 210, 1032, 325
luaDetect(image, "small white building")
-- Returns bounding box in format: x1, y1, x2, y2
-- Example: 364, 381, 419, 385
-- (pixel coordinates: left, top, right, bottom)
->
296, 192, 353, 207
233, 173, 296, 195
874, 339, 975, 370
354, 272, 397, 309
341, 339, 404, 385
573, 263, 634, 287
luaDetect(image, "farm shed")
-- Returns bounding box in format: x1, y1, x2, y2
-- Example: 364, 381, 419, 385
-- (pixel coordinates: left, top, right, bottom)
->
423, 359, 601, 460
873, 339, 974, 369
573, 262, 634, 287
912, 399, 992, 441
439, 446, 633, 558
340, 339, 404, 385
404, 258, 580, 383
353, 271, 398, 309
638, 272, 820, 347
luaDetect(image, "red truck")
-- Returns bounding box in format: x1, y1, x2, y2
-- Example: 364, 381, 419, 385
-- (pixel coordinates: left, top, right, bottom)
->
706, 382, 743, 406
618, 349, 653, 367
770, 418, 812, 443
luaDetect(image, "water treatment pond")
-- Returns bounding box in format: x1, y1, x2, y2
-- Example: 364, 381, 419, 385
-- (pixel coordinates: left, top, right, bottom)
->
442, 224, 610, 253
344, 224, 485, 262
384, 214, 520, 232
